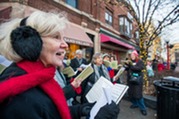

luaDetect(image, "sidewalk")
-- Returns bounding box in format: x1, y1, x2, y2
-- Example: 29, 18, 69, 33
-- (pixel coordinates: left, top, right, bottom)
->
117, 99, 157, 119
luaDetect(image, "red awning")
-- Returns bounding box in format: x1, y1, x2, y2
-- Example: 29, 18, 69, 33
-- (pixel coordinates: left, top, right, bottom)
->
100, 33, 134, 49
62, 22, 93, 47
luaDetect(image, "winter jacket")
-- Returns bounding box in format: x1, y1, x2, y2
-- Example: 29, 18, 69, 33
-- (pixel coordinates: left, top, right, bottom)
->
126, 59, 144, 99
0, 62, 82, 119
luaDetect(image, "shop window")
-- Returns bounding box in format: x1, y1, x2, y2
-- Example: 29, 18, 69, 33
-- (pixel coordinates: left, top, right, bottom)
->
119, 16, 132, 38
105, 9, 113, 26
66, 44, 80, 59
66, 0, 78, 8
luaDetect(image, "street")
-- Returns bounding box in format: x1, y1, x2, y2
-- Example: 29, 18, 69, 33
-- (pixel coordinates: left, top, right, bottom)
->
118, 99, 156, 119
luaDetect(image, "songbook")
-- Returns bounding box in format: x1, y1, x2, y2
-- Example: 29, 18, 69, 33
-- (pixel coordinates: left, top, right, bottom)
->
103, 60, 118, 69
74, 65, 94, 82
0, 64, 6, 74
62, 66, 78, 77
113, 67, 126, 82
86, 76, 129, 104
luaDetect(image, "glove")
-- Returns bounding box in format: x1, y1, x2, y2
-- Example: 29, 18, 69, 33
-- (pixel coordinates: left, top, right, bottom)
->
81, 102, 96, 116
95, 101, 120, 119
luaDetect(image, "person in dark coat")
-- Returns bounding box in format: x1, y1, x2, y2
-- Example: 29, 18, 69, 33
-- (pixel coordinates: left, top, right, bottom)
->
125, 50, 147, 116
81, 53, 111, 103
80, 53, 120, 119
70, 49, 88, 73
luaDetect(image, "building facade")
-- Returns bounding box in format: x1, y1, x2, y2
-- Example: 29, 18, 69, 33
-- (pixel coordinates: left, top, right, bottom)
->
0, 0, 139, 63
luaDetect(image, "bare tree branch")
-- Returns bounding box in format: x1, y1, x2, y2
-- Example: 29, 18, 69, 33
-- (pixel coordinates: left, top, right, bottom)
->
142, 0, 147, 24
144, 0, 152, 24
134, 0, 141, 22
145, 0, 161, 31
148, 5, 179, 42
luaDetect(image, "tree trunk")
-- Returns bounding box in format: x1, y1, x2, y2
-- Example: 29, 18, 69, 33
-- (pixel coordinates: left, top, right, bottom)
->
139, 31, 149, 89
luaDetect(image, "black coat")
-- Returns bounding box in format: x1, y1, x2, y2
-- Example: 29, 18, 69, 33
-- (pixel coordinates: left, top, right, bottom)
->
0, 63, 81, 119
70, 57, 87, 71
126, 59, 144, 99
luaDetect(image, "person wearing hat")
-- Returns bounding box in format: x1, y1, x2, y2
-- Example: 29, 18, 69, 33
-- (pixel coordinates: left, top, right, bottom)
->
125, 50, 147, 116
102, 53, 115, 81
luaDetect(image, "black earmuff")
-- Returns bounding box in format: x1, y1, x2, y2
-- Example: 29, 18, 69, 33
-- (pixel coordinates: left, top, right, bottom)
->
10, 26, 42, 61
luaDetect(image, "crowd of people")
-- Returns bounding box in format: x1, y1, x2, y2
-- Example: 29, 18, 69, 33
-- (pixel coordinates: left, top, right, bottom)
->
0, 10, 151, 119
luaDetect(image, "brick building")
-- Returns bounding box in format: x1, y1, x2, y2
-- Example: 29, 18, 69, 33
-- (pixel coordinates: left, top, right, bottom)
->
0, 0, 139, 63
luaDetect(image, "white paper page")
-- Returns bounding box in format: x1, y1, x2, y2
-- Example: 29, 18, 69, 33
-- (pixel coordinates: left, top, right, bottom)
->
111, 84, 129, 104
86, 76, 129, 104
113, 67, 125, 82
86, 76, 113, 103
103, 86, 112, 104
89, 86, 112, 119
80, 64, 88, 69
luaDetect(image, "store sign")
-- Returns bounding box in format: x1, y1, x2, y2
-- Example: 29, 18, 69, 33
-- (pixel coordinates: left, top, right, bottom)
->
64, 37, 92, 47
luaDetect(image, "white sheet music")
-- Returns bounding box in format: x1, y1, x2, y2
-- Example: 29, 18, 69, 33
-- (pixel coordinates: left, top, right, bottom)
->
86, 76, 129, 104
89, 86, 112, 119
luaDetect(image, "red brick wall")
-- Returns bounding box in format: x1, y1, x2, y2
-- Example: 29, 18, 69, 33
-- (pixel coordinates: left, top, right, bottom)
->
1, 0, 137, 40
0, 6, 12, 23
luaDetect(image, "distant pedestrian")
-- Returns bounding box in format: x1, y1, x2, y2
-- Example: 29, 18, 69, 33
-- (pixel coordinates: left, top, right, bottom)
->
124, 50, 147, 116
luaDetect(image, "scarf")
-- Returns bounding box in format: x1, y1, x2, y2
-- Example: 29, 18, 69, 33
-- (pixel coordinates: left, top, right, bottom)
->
93, 64, 110, 82
0, 60, 71, 119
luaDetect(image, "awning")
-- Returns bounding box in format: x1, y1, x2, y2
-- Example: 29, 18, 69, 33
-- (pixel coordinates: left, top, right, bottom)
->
100, 33, 134, 49
62, 22, 93, 47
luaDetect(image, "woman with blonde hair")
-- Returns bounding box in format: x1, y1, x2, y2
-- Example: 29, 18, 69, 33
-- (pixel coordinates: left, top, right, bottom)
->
0, 10, 120, 119
0, 10, 75, 119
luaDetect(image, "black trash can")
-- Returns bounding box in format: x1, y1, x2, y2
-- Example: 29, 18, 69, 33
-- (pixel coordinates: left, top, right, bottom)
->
153, 76, 179, 119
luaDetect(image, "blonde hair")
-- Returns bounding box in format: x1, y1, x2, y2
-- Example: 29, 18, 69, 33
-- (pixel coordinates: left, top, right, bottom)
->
0, 11, 68, 62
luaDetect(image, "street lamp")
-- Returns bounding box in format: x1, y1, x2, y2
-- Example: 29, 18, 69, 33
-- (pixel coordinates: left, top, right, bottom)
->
166, 41, 174, 70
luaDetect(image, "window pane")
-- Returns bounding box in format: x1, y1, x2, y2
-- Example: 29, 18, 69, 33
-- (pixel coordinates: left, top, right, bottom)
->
66, 0, 77, 8
105, 9, 113, 26
130, 23, 132, 30
119, 17, 124, 33
109, 16, 112, 23
125, 18, 128, 34
105, 12, 108, 20
119, 18, 123, 25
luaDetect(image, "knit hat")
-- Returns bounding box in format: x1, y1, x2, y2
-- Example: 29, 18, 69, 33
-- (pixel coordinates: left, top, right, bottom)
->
102, 53, 110, 59
131, 50, 138, 57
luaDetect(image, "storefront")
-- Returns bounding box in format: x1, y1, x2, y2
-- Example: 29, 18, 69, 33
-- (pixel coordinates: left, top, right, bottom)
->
62, 22, 94, 62
100, 29, 135, 63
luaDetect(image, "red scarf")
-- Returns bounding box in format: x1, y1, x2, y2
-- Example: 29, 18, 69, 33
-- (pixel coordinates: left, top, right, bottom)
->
0, 60, 71, 119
